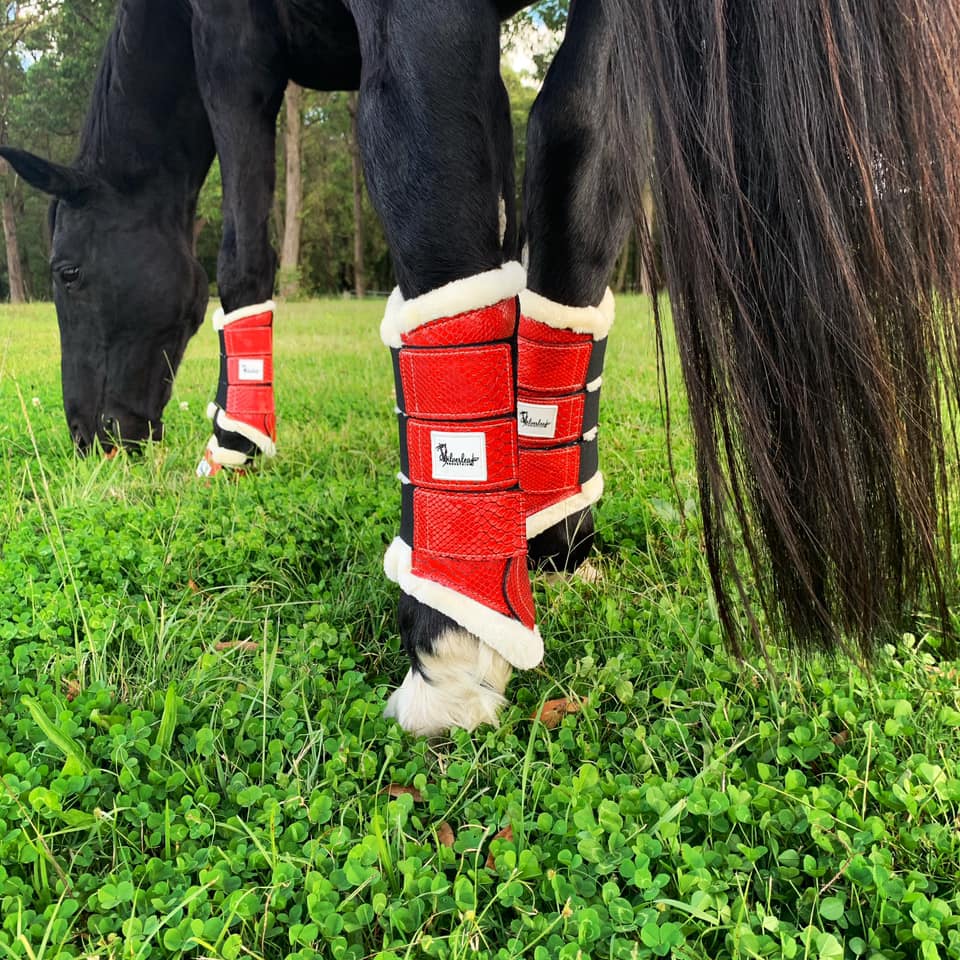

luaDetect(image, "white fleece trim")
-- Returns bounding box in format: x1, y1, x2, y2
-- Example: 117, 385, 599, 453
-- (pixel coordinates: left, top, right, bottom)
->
526, 472, 605, 540
213, 407, 277, 457
202, 434, 251, 468
384, 630, 512, 736
384, 538, 543, 670
380, 262, 526, 348
212, 299, 276, 332
519, 288, 614, 341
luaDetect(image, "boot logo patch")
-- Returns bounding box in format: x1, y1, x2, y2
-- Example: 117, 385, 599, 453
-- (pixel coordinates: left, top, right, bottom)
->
238, 359, 264, 381
431, 431, 487, 482
517, 402, 559, 439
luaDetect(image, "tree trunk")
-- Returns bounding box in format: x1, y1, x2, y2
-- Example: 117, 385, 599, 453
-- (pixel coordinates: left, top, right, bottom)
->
613, 230, 631, 293
279, 81, 303, 298
192, 217, 207, 255
639, 181, 656, 296
347, 91, 366, 298
1, 186, 25, 303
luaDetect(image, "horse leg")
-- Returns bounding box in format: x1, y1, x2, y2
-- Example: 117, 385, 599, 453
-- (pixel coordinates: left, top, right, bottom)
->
520, 0, 631, 572
191, 10, 287, 474
345, 0, 539, 735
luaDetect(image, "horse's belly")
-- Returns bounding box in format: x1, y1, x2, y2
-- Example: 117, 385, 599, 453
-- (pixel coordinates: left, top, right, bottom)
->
279, 0, 361, 90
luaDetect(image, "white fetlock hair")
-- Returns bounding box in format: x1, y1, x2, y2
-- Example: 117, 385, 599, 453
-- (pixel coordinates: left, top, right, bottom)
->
384, 629, 513, 737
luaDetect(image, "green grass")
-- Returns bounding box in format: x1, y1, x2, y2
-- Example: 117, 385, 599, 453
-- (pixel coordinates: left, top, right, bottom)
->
0, 298, 959, 960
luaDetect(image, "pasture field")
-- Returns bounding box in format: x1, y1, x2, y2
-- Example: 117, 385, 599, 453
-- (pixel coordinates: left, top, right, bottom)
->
0, 298, 959, 960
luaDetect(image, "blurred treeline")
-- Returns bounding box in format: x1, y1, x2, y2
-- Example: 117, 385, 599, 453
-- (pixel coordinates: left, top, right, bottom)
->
0, 0, 655, 302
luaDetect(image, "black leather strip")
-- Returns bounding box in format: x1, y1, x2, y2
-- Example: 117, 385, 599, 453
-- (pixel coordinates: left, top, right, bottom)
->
582, 387, 601, 435
578, 433, 599, 483
397, 413, 409, 478
216, 329, 228, 409
400, 481, 414, 546
586, 336, 608, 384
391, 347, 405, 413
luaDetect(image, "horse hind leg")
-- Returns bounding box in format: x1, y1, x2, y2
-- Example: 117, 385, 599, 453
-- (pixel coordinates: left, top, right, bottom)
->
346, 0, 538, 734
520, 0, 631, 573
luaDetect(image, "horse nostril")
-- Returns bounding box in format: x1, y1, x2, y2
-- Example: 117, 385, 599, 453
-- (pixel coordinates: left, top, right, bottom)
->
101, 415, 119, 437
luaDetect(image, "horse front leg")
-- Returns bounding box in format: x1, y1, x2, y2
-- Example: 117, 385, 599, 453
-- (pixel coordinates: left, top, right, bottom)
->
346, 0, 539, 735
191, 11, 287, 475
520, 0, 631, 572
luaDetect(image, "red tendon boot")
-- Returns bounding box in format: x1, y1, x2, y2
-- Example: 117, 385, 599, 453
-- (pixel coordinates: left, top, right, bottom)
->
197, 300, 277, 477
382, 262, 544, 674
516, 289, 614, 540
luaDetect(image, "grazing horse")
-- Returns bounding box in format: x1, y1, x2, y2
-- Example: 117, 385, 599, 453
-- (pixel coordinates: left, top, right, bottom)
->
4, 0, 960, 734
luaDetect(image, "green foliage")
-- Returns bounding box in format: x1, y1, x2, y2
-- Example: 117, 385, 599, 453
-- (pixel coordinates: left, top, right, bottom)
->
0, 298, 959, 958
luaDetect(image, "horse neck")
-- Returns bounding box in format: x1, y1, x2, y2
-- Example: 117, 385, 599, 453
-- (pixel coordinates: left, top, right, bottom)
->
75, 0, 213, 227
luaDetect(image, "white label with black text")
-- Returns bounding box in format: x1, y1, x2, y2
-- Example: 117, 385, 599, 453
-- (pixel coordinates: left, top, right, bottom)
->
517, 401, 559, 439
238, 359, 264, 381
430, 431, 487, 482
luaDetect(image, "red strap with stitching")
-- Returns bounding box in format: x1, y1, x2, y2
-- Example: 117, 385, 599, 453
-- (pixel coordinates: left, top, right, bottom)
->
405, 417, 518, 490
399, 344, 514, 420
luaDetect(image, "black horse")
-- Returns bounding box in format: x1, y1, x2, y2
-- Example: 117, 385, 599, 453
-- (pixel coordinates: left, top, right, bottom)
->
4, 0, 960, 734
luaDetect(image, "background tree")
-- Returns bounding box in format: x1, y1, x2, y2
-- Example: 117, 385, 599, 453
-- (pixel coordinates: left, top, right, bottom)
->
0, 0, 666, 302
279, 82, 303, 298
1, 0, 113, 300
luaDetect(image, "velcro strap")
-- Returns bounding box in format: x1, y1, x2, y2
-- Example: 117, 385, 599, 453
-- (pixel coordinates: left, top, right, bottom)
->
517, 336, 594, 395
519, 437, 599, 494
397, 343, 514, 420
403, 417, 518, 490
223, 324, 272, 359
225, 385, 275, 416
412, 489, 526, 559
402, 297, 518, 347
517, 391, 601, 446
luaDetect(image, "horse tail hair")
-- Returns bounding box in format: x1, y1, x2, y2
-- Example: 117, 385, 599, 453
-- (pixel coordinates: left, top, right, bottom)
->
607, 0, 960, 656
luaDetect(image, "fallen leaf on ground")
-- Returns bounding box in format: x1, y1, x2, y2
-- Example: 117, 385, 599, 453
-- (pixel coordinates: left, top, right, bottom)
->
436, 822, 455, 847
382, 784, 424, 802
187, 579, 199, 593
486, 825, 514, 869
533, 698, 583, 729
214, 640, 259, 652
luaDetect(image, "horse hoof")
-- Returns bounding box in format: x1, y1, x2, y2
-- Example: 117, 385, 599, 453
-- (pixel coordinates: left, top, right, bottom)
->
384, 629, 512, 736
527, 506, 595, 573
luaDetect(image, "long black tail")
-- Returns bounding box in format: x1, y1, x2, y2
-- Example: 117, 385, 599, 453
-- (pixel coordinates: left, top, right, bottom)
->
608, 0, 960, 655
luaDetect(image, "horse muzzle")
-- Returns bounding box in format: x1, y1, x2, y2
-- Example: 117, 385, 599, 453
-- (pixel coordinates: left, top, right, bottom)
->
70, 412, 164, 455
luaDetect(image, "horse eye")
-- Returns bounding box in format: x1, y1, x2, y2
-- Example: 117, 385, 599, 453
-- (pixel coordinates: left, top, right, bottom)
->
59, 265, 81, 286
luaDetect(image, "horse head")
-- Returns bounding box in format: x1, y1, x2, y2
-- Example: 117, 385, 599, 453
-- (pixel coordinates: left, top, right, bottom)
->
1, 147, 208, 454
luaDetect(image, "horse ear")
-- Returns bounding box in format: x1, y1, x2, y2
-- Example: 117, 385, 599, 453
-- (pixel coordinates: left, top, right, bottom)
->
0, 147, 95, 199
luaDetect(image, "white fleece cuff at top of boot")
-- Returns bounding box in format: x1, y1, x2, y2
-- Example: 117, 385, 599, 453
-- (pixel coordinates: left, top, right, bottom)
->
519, 288, 614, 340
526, 472, 605, 540
380, 262, 526, 348
212, 299, 276, 331
383, 538, 544, 670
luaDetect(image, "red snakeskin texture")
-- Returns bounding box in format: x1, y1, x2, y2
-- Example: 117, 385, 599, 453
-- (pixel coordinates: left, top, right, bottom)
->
395, 297, 535, 630
517, 315, 601, 519
221, 308, 276, 441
